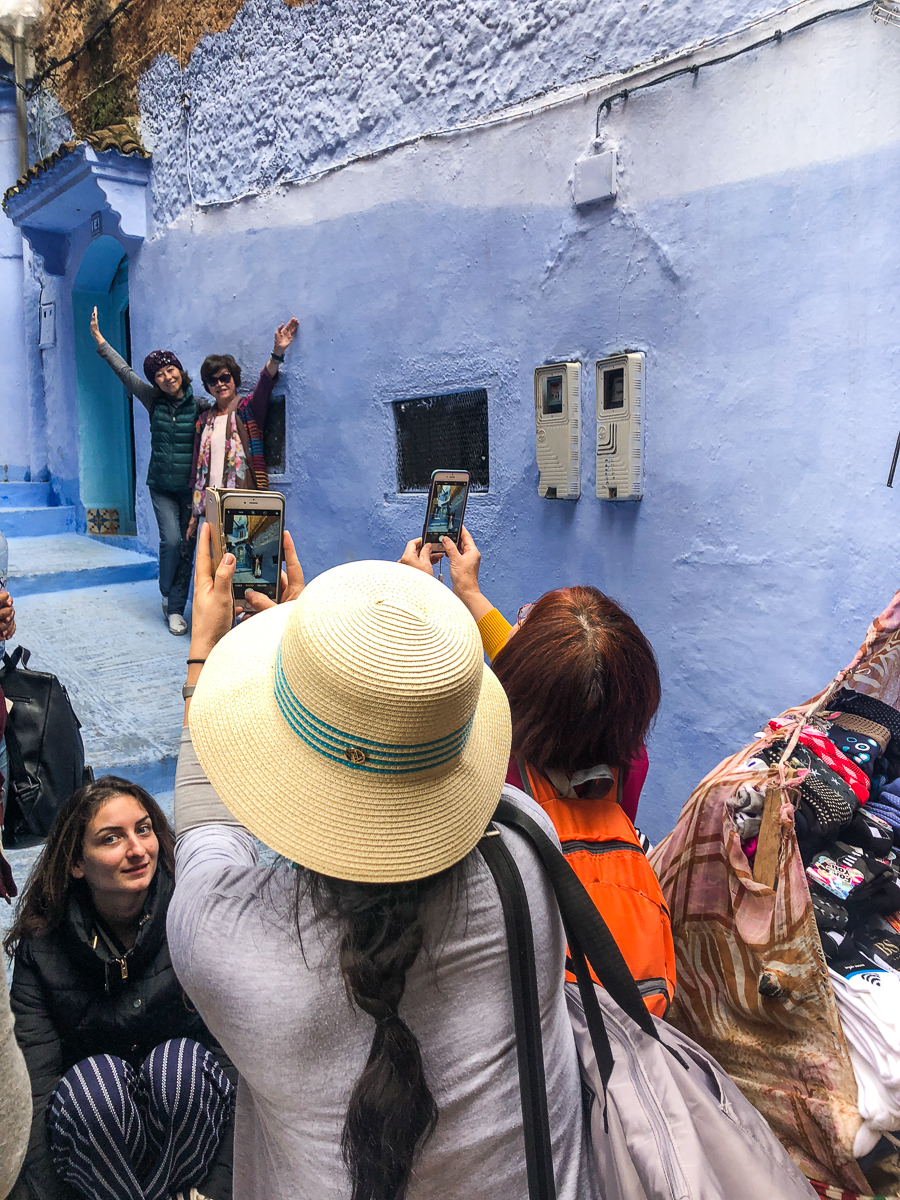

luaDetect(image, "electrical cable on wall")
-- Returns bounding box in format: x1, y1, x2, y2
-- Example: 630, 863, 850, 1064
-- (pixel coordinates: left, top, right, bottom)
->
595, 0, 871, 132
23, 0, 139, 97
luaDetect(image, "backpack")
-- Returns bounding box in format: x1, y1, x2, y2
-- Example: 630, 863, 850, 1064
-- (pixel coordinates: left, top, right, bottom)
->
516, 759, 677, 1017
0, 647, 91, 847
479, 794, 816, 1200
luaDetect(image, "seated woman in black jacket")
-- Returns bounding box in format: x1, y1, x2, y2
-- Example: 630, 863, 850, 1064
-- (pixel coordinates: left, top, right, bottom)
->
5, 777, 233, 1200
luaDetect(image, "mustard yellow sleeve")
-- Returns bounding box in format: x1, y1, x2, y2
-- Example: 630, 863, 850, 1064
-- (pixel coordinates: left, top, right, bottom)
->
477, 608, 513, 663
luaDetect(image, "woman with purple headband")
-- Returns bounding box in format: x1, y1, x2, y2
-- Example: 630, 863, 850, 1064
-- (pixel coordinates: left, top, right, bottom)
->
91, 311, 204, 636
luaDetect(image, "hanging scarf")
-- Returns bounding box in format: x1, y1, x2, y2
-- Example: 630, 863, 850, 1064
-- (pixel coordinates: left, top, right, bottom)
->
192, 400, 268, 517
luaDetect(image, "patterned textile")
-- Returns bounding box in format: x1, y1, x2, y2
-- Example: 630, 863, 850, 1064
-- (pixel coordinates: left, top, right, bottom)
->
650, 587, 900, 1192
192, 397, 269, 518
47, 1038, 232, 1200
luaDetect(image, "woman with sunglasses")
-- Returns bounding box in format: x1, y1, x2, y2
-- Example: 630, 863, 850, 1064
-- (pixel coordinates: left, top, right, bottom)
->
401, 526, 675, 1016
186, 319, 299, 542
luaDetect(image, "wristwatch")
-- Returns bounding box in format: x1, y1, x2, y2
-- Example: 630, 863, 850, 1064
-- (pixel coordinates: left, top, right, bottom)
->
182, 684, 196, 701
271, 350, 285, 363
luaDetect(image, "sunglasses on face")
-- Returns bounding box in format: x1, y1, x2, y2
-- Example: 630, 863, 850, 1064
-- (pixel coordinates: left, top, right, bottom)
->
208, 371, 232, 387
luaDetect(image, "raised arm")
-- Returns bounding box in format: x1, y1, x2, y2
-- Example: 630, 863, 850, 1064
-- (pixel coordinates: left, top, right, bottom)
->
399, 527, 512, 661
90, 306, 155, 412
248, 318, 299, 429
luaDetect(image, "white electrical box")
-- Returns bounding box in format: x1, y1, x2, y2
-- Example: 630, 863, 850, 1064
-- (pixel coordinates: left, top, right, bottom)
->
596, 353, 644, 501
39, 301, 56, 349
534, 362, 581, 500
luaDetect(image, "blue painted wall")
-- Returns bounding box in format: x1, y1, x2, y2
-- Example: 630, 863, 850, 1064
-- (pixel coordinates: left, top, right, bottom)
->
120, 4, 900, 839
0, 82, 30, 480
9, 0, 900, 838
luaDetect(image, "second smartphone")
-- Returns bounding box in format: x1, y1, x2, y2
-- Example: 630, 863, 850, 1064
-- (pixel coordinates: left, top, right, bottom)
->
421, 470, 470, 557
206, 488, 286, 603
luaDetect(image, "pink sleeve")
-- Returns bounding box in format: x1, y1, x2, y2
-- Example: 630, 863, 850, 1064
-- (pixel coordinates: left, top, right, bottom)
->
620, 745, 648, 824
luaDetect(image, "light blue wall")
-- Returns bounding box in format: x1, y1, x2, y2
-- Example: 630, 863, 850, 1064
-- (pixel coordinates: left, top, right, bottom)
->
119, 4, 900, 839
0, 82, 30, 480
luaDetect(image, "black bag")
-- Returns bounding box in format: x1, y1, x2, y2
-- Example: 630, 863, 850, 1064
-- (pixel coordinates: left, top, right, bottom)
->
0, 647, 92, 847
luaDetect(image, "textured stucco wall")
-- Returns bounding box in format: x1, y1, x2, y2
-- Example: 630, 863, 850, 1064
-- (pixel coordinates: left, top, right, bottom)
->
118, 4, 900, 838
138, 0, 787, 226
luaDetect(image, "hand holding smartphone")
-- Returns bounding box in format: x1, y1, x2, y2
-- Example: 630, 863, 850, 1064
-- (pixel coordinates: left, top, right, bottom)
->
421, 470, 470, 559
206, 488, 286, 604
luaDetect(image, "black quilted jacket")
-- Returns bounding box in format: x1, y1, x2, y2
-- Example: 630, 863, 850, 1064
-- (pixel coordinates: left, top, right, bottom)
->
10, 864, 233, 1200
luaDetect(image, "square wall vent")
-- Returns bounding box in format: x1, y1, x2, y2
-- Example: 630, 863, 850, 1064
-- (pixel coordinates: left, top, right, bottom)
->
393, 389, 490, 492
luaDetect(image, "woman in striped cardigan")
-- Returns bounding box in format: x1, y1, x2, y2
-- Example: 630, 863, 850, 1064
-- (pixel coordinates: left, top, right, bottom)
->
186, 318, 298, 541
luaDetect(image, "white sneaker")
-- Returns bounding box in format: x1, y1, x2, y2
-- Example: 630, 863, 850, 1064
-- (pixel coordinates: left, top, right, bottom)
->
167, 613, 188, 636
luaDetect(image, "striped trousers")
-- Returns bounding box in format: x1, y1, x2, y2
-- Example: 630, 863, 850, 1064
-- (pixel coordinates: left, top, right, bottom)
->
46, 1038, 233, 1200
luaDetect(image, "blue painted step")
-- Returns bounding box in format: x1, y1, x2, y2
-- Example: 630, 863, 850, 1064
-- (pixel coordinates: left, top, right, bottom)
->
0, 506, 74, 536
8, 533, 157, 596
0, 482, 51, 506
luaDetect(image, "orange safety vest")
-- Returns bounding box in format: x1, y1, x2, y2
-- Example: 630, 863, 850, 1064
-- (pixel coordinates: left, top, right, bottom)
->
518, 760, 677, 1018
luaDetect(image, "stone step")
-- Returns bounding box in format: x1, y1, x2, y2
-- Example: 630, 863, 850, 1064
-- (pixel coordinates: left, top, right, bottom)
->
0, 481, 51, 506
7, 533, 158, 596
0, 505, 75, 537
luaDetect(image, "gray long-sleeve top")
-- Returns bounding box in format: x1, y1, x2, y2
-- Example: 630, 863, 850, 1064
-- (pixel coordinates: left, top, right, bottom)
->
95, 340, 157, 413
169, 726, 595, 1200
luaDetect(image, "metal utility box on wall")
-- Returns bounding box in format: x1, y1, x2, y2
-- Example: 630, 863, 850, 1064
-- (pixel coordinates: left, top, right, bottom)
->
534, 362, 580, 499
596, 353, 644, 501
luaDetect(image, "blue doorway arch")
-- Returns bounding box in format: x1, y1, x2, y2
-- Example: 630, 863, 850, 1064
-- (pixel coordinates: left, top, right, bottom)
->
72, 235, 136, 535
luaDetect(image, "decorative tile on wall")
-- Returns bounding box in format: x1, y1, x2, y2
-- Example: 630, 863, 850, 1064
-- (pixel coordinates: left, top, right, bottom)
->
86, 508, 120, 535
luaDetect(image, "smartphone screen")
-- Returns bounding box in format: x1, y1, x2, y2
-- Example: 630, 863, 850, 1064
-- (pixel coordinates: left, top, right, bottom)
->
422, 471, 470, 553
223, 503, 285, 601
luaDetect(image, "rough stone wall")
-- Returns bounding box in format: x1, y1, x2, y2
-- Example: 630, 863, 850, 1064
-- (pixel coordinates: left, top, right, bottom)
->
33, 0, 786, 217
140, 0, 785, 225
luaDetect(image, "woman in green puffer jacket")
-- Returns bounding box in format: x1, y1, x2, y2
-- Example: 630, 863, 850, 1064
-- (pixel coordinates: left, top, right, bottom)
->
90, 309, 204, 636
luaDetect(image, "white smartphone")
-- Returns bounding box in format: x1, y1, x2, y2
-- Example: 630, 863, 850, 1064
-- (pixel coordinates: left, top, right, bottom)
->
207, 489, 286, 603
421, 470, 470, 558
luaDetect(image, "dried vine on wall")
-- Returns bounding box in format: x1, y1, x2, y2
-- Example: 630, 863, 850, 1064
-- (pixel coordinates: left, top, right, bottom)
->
33, 0, 313, 137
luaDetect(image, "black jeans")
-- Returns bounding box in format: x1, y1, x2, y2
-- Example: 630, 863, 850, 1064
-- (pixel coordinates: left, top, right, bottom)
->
148, 488, 195, 616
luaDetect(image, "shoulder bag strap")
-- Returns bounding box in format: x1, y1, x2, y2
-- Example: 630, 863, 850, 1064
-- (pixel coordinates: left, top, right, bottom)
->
479, 828, 557, 1200
495, 797, 661, 1045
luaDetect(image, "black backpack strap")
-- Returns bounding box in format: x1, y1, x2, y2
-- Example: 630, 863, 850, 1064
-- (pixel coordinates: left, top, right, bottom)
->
2, 719, 41, 830
495, 797, 662, 1045
2, 647, 29, 672
479, 828, 557, 1200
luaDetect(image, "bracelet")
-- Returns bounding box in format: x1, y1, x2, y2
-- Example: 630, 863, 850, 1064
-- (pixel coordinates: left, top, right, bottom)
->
270, 350, 285, 363
186, 658, 206, 665
182, 684, 196, 701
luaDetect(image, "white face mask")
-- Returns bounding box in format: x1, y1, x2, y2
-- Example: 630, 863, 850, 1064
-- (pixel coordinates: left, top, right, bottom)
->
545, 764, 615, 799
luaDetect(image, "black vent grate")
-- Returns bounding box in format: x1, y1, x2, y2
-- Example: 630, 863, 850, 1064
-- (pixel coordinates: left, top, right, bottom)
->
393, 389, 489, 492
264, 394, 286, 475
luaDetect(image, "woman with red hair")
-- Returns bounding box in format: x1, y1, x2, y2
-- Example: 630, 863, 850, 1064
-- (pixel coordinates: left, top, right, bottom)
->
401, 527, 675, 1015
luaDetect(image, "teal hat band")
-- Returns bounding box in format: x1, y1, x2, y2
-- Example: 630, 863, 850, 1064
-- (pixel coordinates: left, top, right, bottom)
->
274, 646, 474, 774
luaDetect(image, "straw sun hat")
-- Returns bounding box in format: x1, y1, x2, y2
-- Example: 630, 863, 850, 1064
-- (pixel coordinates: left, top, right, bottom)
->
189, 560, 512, 883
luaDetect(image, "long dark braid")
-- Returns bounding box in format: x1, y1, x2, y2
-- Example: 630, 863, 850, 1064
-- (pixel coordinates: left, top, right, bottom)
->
298, 867, 458, 1200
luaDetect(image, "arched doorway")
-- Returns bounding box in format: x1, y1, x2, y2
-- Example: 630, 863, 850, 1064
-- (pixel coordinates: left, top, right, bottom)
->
72, 236, 136, 535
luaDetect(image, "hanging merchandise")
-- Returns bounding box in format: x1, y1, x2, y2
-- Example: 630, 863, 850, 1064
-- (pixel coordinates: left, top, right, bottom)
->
650, 587, 900, 1195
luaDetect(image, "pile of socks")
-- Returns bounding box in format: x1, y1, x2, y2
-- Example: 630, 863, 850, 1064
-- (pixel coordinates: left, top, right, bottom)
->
824, 922, 900, 1157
